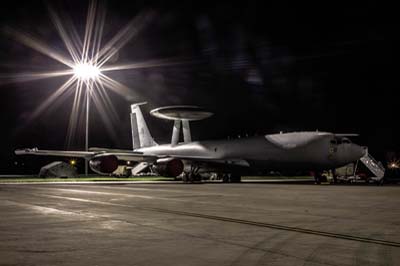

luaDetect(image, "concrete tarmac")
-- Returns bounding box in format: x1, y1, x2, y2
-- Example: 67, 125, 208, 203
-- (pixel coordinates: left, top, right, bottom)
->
0, 183, 399, 266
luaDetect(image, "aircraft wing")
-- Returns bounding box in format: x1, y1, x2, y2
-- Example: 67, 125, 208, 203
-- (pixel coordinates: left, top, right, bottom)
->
88, 147, 135, 153
15, 148, 248, 169
15, 148, 97, 158
334, 133, 359, 137
101, 152, 157, 162
168, 154, 251, 168
15, 148, 158, 162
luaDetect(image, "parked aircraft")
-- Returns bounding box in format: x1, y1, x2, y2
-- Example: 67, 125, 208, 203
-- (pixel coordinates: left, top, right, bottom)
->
15, 103, 366, 183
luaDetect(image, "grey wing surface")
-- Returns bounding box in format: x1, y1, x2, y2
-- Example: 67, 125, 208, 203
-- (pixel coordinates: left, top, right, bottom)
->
15, 148, 97, 158
15, 148, 158, 162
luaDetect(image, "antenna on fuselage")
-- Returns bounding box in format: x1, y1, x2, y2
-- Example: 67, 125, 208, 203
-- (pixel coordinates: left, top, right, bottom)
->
150, 105, 213, 145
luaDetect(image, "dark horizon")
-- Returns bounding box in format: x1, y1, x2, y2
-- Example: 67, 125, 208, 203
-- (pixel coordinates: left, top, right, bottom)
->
0, 1, 398, 174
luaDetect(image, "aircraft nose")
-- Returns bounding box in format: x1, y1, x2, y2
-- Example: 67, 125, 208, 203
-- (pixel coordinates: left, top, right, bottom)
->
351, 144, 366, 161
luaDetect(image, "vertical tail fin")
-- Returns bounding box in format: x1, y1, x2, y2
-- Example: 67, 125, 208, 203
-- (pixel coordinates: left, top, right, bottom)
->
130, 103, 157, 149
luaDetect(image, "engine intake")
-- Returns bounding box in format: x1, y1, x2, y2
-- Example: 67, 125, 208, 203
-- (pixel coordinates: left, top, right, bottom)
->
89, 155, 119, 175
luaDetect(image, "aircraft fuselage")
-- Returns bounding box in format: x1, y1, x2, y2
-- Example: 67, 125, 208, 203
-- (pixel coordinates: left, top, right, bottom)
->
137, 132, 365, 174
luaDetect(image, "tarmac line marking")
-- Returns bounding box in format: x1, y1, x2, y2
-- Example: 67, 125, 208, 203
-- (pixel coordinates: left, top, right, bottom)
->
20, 186, 231, 204
40, 184, 242, 197
35, 193, 400, 248
2, 200, 93, 218
48, 188, 155, 199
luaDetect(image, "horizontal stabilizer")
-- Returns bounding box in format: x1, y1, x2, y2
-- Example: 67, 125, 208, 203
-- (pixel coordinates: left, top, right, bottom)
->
130, 102, 147, 109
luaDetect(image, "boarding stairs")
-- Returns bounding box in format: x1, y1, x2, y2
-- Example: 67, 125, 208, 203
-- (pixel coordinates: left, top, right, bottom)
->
359, 153, 385, 182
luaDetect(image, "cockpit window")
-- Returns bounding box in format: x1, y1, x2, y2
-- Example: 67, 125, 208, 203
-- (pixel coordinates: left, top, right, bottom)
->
342, 138, 351, 144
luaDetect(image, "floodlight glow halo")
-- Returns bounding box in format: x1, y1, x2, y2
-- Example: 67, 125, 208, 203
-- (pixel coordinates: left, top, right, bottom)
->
73, 62, 101, 81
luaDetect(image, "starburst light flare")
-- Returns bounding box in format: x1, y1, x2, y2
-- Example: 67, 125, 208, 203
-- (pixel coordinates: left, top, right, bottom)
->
73, 63, 101, 81
2, 0, 167, 147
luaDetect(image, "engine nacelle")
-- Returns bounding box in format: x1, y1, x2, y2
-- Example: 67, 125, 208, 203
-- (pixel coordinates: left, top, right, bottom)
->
153, 158, 184, 177
89, 155, 119, 175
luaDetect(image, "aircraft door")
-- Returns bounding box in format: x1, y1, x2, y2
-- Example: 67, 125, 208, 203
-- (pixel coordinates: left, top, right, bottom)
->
329, 139, 338, 156
327, 138, 340, 164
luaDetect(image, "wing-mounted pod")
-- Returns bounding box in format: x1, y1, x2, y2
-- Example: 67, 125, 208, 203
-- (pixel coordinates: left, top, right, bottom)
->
150, 105, 213, 145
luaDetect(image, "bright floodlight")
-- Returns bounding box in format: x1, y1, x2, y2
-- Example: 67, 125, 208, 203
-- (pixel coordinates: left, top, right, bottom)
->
73, 63, 100, 81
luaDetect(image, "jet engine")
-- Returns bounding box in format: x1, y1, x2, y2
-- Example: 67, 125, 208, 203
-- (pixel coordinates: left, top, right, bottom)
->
89, 155, 119, 175
153, 158, 184, 177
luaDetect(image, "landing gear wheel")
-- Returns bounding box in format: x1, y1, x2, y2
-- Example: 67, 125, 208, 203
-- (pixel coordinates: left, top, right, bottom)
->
182, 172, 189, 183
314, 172, 322, 184
182, 165, 202, 183
182, 172, 202, 183
230, 174, 241, 183
192, 173, 202, 182
222, 174, 230, 183
221, 173, 241, 183
332, 169, 337, 184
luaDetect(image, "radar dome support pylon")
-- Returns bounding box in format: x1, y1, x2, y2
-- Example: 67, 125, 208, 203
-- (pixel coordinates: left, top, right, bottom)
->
150, 105, 213, 145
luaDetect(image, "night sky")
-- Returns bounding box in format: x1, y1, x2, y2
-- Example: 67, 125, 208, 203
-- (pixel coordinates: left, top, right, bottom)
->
0, 1, 398, 173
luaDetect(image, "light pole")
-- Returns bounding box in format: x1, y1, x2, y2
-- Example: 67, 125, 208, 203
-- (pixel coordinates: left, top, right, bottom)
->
85, 84, 90, 176
73, 63, 100, 176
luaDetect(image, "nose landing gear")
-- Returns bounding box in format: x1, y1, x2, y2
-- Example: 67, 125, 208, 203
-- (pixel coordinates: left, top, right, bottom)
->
312, 171, 327, 184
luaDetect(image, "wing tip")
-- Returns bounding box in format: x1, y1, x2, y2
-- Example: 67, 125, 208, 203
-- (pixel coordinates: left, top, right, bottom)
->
15, 147, 38, 155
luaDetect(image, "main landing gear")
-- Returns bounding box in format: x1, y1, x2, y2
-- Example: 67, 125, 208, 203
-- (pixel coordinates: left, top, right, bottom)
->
221, 173, 241, 183
182, 165, 202, 183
